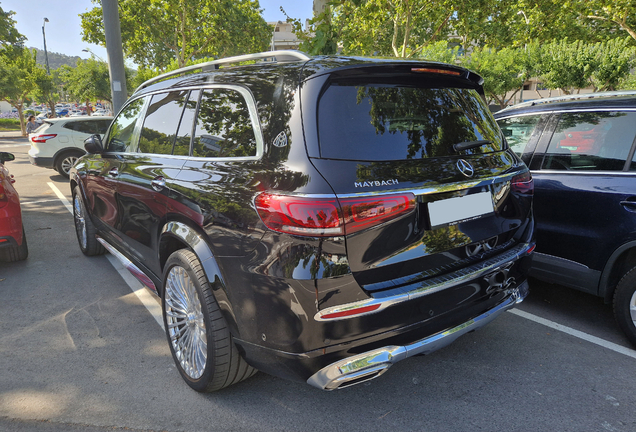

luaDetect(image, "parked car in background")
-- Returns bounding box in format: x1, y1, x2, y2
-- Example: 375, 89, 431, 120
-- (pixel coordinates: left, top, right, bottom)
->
28, 116, 113, 177
0, 152, 27, 262
71, 51, 534, 392
495, 91, 636, 346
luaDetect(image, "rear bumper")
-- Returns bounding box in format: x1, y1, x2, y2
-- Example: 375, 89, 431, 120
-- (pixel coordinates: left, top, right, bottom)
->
28, 155, 54, 169
307, 280, 528, 390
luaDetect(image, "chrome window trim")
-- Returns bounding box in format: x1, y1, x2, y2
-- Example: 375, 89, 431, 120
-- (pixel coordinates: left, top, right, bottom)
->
108, 84, 264, 160
496, 107, 636, 121
532, 169, 636, 176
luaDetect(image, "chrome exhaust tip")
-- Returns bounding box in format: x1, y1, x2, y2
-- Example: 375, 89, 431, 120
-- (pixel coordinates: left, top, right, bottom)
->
307, 282, 528, 390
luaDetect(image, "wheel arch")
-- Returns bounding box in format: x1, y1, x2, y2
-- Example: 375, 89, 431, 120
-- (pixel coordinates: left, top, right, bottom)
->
600, 241, 636, 303
53, 147, 85, 165
160, 221, 240, 336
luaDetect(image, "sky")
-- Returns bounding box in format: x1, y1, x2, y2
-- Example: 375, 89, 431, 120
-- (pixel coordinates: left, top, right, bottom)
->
3, 0, 315, 63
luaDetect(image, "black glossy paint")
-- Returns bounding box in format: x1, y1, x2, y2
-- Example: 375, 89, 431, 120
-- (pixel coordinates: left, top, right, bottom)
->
70, 56, 534, 385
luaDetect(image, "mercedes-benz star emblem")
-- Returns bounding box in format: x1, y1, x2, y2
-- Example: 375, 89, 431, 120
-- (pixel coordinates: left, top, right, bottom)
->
457, 159, 474, 177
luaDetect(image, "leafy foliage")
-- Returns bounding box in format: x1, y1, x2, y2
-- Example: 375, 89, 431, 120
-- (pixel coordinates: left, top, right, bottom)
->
462, 46, 527, 108
0, 48, 40, 134
0, 4, 24, 57
80, 0, 271, 69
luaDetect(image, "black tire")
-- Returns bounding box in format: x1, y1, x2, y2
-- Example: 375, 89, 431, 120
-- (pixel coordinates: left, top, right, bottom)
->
72, 186, 105, 256
613, 267, 636, 347
0, 227, 28, 262
162, 249, 256, 392
55, 152, 83, 178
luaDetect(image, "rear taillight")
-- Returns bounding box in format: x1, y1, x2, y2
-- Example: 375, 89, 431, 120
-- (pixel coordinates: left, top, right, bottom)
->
254, 193, 416, 237
30, 134, 57, 143
511, 171, 534, 195
340, 194, 415, 235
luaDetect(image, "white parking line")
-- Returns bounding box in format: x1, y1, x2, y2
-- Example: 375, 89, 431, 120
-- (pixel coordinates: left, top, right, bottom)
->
509, 309, 636, 360
45, 182, 636, 359
47, 182, 165, 331
47, 182, 73, 213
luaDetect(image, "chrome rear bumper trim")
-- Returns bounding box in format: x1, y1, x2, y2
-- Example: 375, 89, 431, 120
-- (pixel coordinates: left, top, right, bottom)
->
314, 242, 534, 321
307, 281, 528, 390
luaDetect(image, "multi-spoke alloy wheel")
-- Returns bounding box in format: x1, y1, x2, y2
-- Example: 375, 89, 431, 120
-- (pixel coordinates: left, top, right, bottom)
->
73, 194, 87, 250
72, 186, 105, 256
162, 249, 257, 392
57, 153, 81, 178
164, 265, 207, 379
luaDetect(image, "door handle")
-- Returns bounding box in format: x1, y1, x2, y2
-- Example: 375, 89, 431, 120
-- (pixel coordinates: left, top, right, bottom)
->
108, 167, 119, 178
151, 176, 166, 192
620, 199, 636, 213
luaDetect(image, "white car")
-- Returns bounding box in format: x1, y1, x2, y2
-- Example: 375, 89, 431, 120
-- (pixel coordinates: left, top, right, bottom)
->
28, 116, 113, 177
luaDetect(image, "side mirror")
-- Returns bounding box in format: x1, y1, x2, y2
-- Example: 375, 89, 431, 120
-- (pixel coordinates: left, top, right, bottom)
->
0, 152, 15, 164
84, 135, 104, 154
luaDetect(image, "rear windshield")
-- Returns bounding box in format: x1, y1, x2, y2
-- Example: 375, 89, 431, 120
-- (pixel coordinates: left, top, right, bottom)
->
318, 83, 504, 161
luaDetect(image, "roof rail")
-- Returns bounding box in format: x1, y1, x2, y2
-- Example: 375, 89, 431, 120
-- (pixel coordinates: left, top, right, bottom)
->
500, 90, 636, 112
135, 50, 312, 93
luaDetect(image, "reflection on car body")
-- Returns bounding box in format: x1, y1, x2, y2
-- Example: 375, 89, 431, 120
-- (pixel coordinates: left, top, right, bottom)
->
70, 51, 534, 393
495, 91, 636, 346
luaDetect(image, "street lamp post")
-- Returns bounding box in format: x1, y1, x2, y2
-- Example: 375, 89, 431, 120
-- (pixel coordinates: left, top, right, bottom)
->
42, 18, 50, 75
82, 48, 105, 62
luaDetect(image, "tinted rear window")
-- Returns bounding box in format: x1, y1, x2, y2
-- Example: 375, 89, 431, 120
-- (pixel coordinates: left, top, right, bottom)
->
318, 84, 503, 161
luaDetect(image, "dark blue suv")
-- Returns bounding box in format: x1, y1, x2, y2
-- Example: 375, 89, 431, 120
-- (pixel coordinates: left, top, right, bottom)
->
495, 91, 636, 346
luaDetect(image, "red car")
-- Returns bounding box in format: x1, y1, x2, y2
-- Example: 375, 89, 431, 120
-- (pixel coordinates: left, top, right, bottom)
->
0, 152, 27, 262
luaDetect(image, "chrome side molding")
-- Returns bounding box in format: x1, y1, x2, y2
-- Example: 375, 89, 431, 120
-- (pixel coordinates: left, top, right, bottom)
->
96, 237, 157, 294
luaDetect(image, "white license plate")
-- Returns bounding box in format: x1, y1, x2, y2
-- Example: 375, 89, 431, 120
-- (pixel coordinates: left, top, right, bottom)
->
428, 191, 494, 228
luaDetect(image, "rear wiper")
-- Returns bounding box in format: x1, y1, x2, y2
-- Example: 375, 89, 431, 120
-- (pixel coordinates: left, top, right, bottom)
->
453, 140, 492, 152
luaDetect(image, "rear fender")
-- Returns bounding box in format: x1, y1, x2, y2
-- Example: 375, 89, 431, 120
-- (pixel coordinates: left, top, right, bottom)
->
600, 241, 636, 303
160, 221, 239, 336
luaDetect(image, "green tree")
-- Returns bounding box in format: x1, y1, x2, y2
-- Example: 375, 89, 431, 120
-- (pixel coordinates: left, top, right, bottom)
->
335, 0, 453, 57
587, 38, 636, 91
417, 40, 461, 63
462, 46, 528, 108
58, 58, 133, 114
0, 48, 40, 135
80, 0, 271, 70
536, 39, 595, 95
579, 0, 636, 41
0, 3, 24, 56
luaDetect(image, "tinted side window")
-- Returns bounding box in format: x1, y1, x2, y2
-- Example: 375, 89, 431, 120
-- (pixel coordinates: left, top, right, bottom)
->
63, 120, 112, 135
174, 90, 199, 156
95, 120, 112, 135
542, 111, 636, 171
192, 88, 257, 158
139, 91, 189, 155
63, 121, 94, 134
106, 98, 145, 153
497, 115, 542, 156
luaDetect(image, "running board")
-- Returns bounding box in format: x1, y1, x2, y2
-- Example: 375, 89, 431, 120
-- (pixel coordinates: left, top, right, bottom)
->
97, 237, 158, 294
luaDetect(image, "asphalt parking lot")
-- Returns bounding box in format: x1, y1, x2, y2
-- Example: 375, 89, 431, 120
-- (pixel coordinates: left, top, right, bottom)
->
1, 138, 635, 432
